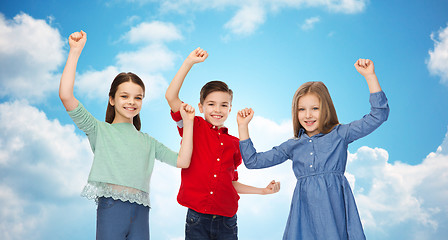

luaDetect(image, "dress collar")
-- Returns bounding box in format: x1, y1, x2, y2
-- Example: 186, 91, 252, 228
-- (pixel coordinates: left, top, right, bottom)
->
298, 128, 323, 138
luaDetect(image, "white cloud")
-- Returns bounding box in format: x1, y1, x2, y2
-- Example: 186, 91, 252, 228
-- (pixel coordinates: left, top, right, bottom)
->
301, 16, 320, 31
269, 0, 367, 14
0, 185, 36, 240
76, 66, 119, 101
0, 13, 65, 101
116, 44, 177, 73
125, 0, 366, 38
224, 2, 266, 36
347, 138, 448, 239
76, 21, 181, 101
125, 21, 183, 44
427, 24, 448, 85
323, 0, 367, 14
0, 100, 91, 196
0, 101, 92, 239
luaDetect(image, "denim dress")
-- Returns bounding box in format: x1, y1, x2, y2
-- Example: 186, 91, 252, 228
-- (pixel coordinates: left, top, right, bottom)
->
239, 91, 389, 240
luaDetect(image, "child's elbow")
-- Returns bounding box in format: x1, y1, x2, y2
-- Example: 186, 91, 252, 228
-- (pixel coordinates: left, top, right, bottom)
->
178, 164, 190, 169
177, 159, 191, 169
243, 160, 257, 169
165, 92, 175, 103
59, 93, 70, 106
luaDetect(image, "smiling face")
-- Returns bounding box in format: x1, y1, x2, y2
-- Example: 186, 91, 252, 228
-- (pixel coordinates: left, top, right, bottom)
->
109, 81, 144, 124
198, 91, 232, 128
298, 93, 321, 137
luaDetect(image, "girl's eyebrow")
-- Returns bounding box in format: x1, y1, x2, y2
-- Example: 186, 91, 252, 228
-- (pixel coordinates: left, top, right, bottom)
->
119, 91, 143, 96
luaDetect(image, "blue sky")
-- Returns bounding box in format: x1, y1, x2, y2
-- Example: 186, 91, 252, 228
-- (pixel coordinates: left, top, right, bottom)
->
1, 0, 448, 239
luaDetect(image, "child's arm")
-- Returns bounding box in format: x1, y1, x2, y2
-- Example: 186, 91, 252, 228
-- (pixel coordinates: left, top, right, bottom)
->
339, 58, 389, 143
238, 107, 291, 169
237, 108, 254, 141
354, 59, 382, 93
165, 48, 208, 112
232, 180, 280, 195
176, 103, 195, 168
59, 30, 87, 111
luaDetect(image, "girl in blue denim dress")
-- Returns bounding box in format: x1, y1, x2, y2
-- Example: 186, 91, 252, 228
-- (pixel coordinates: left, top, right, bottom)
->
236, 59, 389, 240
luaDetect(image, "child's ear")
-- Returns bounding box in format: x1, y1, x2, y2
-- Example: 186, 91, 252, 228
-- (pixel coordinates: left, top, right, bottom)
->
109, 96, 115, 106
198, 103, 204, 113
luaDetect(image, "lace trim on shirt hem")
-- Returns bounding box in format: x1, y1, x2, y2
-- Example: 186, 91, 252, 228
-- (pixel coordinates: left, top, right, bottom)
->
80, 182, 150, 207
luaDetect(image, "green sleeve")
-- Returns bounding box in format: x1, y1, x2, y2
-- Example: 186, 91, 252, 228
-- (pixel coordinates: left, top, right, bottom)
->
152, 136, 178, 167
67, 102, 98, 150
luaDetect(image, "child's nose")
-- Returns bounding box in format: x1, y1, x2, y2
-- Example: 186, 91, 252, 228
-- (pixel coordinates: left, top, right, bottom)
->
306, 110, 312, 118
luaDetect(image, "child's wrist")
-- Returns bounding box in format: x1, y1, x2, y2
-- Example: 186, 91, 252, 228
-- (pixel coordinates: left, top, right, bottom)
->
363, 73, 377, 79
184, 58, 195, 66
69, 49, 83, 57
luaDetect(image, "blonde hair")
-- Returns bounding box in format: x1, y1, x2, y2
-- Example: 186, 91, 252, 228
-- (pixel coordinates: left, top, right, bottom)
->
292, 81, 339, 137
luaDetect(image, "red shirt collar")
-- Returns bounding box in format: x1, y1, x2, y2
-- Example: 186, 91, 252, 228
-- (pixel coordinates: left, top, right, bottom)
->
205, 120, 229, 134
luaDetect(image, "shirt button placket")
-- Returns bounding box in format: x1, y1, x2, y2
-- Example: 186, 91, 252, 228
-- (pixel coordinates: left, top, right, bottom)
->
309, 138, 315, 170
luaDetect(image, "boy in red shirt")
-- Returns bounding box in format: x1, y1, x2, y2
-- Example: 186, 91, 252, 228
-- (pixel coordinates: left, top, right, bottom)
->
166, 48, 280, 239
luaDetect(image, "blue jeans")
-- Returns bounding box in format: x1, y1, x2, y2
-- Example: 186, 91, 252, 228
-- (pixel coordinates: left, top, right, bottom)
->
96, 197, 150, 240
185, 208, 238, 240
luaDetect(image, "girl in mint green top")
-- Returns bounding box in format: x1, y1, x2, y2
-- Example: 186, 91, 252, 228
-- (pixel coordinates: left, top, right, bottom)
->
59, 30, 195, 240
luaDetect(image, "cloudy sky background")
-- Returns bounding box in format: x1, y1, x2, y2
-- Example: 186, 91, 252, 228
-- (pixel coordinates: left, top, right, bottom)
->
1, 0, 448, 239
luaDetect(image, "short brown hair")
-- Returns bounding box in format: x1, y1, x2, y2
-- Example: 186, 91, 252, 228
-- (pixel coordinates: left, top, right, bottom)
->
292, 81, 339, 137
105, 72, 145, 131
200, 80, 233, 104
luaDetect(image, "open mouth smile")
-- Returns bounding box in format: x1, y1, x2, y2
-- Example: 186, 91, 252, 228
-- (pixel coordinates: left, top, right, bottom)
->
211, 114, 223, 119
124, 107, 137, 111
304, 120, 316, 126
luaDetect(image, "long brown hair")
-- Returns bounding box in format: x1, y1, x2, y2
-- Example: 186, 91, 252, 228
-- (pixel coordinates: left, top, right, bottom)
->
105, 72, 145, 131
292, 81, 339, 137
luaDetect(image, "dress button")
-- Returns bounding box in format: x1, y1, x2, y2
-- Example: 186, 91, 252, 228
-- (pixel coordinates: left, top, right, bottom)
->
221, 142, 223, 145
310, 152, 313, 155
210, 191, 213, 195
310, 165, 313, 168
217, 158, 220, 161
309, 140, 312, 142
214, 174, 217, 177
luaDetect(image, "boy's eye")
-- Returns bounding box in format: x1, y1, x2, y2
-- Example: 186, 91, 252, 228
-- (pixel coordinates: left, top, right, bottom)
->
298, 108, 304, 111
313, 107, 319, 110
121, 95, 128, 99
136, 97, 142, 100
